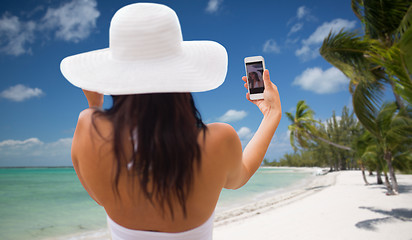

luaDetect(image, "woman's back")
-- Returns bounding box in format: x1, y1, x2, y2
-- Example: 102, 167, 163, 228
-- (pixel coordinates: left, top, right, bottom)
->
72, 108, 242, 232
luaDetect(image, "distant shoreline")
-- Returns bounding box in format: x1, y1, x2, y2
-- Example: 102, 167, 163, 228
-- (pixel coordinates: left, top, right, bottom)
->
214, 167, 330, 226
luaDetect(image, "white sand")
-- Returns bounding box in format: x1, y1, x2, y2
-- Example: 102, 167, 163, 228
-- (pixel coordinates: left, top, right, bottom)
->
58, 170, 412, 240
213, 171, 412, 240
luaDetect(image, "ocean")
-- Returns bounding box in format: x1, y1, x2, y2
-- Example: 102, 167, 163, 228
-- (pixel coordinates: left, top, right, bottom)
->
0, 167, 314, 240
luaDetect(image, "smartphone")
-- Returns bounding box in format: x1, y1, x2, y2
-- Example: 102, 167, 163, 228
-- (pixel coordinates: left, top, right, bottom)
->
244, 56, 265, 100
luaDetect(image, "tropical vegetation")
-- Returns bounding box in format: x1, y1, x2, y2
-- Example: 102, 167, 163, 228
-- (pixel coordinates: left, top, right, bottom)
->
266, 0, 412, 195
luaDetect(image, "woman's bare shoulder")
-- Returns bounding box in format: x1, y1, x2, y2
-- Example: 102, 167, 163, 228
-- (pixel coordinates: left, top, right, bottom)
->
204, 123, 242, 159
206, 122, 238, 139
77, 108, 95, 122
73, 109, 113, 159
76, 109, 112, 138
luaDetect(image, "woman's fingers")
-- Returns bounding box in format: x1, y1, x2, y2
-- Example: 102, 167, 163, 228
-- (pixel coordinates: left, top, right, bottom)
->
242, 76, 248, 90
262, 69, 272, 90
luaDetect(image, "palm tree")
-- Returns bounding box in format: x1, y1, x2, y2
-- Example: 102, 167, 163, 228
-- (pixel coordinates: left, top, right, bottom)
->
320, 0, 412, 136
367, 102, 412, 193
320, 0, 412, 193
286, 100, 353, 153
325, 107, 361, 170
354, 129, 383, 185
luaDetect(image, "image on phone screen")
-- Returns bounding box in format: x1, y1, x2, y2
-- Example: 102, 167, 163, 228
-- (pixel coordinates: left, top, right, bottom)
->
246, 61, 264, 94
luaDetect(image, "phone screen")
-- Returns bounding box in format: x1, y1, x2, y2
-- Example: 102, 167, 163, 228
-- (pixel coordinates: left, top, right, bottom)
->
246, 61, 264, 94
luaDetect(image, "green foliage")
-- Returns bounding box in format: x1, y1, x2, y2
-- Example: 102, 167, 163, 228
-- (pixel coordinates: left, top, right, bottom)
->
316, 0, 412, 188
266, 151, 320, 168
268, 1, 412, 177
270, 105, 361, 169
285, 100, 319, 152
320, 0, 412, 139
269, 102, 412, 175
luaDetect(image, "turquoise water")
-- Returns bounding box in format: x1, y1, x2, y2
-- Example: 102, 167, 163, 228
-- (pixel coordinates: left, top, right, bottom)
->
0, 167, 313, 240
218, 168, 313, 209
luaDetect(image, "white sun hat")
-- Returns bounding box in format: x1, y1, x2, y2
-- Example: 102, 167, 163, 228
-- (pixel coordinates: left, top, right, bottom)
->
60, 3, 228, 95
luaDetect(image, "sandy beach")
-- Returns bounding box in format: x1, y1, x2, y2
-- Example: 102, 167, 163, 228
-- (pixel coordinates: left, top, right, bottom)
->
213, 170, 412, 240
52, 169, 412, 240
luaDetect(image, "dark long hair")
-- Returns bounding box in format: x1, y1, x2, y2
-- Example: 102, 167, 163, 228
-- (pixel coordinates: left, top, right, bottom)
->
92, 93, 206, 218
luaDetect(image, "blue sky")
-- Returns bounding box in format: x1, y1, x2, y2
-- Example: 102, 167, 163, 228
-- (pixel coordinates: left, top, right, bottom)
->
0, 0, 359, 167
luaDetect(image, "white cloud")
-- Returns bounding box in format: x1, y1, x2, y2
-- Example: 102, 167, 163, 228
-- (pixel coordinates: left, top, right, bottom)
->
206, 0, 223, 14
332, 116, 342, 122
304, 19, 356, 46
41, 0, 100, 42
289, 23, 303, 35
0, 84, 44, 102
0, 137, 72, 167
237, 127, 253, 140
293, 66, 349, 94
287, 6, 316, 36
295, 45, 318, 60
0, 14, 36, 56
0, 0, 99, 56
296, 18, 356, 61
237, 127, 254, 148
0, 138, 43, 147
263, 39, 280, 54
297, 6, 308, 19
322, 116, 342, 127
218, 109, 247, 122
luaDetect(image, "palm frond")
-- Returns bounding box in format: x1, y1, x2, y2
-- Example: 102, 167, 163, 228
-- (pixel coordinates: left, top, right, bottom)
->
285, 112, 295, 123
296, 100, 314, 119
388, 113, 412, 144
367, 38, 412, 104
320, 30, 375, 82
392, 150, 412, 173
361, 0, 412, 41
352, 77, 384, 136
400, 26, 412, 85
351, 0, 364, 23
394, 4, 412, 41
376, 102, 398, 137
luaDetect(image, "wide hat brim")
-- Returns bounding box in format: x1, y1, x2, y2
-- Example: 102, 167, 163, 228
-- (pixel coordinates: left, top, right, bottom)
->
60, 40, 227, 95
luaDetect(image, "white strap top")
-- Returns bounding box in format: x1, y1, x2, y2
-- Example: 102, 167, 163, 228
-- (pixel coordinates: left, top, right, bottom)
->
107, 213, 214, 240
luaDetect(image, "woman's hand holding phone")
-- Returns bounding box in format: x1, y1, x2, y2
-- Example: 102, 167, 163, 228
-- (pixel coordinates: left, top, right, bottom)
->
235, 69, 281, 188
242, 69, 281, 119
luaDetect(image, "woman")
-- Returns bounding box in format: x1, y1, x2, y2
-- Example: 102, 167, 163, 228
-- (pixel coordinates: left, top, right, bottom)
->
61, 3, 281, 239
248, 71, 264, 89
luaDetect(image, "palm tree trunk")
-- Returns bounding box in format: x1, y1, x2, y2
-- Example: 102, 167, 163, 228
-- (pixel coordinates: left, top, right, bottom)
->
384, 151, 399, 194
377, 169, 383, 184
306, 131, 353, 151
329, 158, 333, 172
361, 163, 370, 185
340, 152, 347, 170
384, 171, 394, 195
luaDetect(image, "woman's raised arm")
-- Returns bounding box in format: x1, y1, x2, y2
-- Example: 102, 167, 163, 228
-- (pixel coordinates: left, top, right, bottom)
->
224, 69, 281, 189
